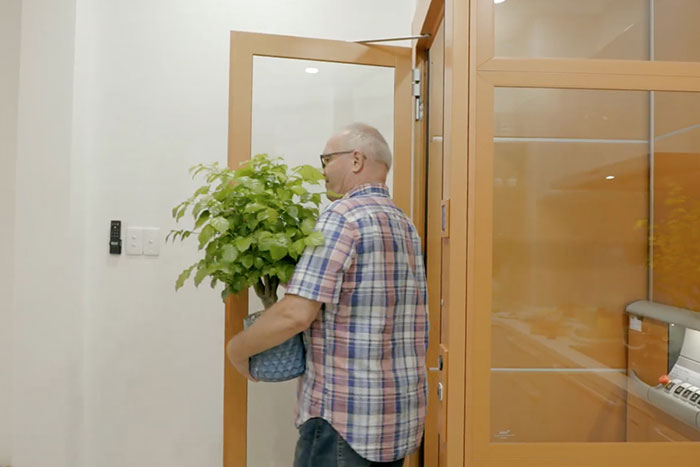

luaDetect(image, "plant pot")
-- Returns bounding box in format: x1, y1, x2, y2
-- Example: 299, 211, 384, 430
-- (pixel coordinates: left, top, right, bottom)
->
243, 310, 306, 382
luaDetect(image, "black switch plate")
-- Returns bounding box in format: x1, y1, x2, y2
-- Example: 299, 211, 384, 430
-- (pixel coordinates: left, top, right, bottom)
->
110, 220, 122, 254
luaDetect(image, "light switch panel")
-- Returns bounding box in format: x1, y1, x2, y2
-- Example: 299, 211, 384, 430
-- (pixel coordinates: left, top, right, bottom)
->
126, 227, 143, 255
143, 227, 161, 256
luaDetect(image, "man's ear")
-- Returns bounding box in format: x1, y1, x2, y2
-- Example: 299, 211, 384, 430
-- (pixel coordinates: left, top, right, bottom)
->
351, 150, 364, 173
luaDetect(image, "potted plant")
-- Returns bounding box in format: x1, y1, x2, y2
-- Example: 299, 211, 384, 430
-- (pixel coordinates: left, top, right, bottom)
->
167, 153, 326, 381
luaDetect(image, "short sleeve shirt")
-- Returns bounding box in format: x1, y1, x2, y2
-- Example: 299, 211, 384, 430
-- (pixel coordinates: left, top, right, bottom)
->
285, 183, 429, 463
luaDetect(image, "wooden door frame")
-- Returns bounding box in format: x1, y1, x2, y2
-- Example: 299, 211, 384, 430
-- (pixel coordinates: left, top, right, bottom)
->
225, 31, 413, 467
421, 16, 446, 467
413, 1, 469, 466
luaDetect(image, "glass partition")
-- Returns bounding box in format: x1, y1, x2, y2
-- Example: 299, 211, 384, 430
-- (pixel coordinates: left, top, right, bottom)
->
494, 0, 700, 62
491, 87, 700, 443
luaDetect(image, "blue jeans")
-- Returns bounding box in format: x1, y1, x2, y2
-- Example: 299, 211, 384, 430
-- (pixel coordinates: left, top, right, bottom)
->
293, 418, 405, 467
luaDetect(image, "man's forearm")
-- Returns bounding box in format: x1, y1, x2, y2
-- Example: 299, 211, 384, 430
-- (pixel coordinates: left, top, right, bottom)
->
226, 296, 315, 363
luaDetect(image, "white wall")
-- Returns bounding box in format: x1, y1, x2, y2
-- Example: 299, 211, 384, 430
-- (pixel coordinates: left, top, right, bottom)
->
9, 1, 416, 466
12, 1, 84, 467
0, 1, 21, 463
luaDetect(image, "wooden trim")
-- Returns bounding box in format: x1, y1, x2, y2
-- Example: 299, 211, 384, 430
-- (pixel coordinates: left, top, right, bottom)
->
480, 57, 700, 78
226, 31, 413, 467
470, 442, 700, 466
413, 0, 445, 51
413, 0, 432, 36
224, 32, 254, 467
411, 0, 445, 247
424, 26, 444, 467
223, 294, 248, 467
230, 31, 409, 67
469, 74, 495, 461
465, 2, 480, 464
393, 52, 414, 216
478, 69, 700, 92
444, 1, 469, 466
475, 0, 493, 67
412, 54, 428, 247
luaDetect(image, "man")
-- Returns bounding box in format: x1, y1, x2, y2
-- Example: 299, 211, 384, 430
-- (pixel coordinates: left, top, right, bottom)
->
227, 123, 428, 467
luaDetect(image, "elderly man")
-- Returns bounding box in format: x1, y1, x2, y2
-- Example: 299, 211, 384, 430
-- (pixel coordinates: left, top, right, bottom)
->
227, 122, 428, 467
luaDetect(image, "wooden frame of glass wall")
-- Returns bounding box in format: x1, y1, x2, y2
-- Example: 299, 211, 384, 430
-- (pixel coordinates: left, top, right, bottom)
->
456, 0, 700, 465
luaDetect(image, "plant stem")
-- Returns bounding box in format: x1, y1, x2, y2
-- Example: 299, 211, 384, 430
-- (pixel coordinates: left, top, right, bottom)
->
254, 276, 278, 309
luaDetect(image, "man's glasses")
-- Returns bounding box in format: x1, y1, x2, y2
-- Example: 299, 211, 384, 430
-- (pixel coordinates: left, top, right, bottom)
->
319, 150, 355, 169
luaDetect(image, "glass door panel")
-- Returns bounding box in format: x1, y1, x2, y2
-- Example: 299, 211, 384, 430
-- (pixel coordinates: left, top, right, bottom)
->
247, 56, 395, 466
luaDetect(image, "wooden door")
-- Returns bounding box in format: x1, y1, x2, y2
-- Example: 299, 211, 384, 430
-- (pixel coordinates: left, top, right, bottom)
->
424, 19, 449, 467
225, 31, 413, 467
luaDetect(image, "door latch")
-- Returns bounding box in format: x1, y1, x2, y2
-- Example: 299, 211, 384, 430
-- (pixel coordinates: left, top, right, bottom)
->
429, 354, 443, 372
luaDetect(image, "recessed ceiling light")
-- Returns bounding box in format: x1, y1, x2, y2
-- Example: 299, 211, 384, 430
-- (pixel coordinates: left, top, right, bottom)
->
606, 175, 616, 180
305, 67, 319, 74
494, 0, 507, 4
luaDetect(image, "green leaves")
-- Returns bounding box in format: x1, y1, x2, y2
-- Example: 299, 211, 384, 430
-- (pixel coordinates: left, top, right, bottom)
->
168, 154, 326, 302
222, 244, 239, 262
198, 224, 216, 249
210, 216, 229, 234
295, 165, 325, 183
175, 264, 196, 290
234, 237, 253, 252
300, 217, 315, 235
304, 231, 325, 247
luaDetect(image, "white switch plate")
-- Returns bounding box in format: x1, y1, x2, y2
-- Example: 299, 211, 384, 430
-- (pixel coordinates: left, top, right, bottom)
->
143, 227, 161, 256
126, 227, 143, 255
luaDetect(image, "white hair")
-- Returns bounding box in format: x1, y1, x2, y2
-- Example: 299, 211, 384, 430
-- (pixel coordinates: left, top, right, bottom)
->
338, 122, 392, 169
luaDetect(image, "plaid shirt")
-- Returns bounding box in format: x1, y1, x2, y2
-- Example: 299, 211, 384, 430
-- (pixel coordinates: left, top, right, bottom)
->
285, 183, 429, 463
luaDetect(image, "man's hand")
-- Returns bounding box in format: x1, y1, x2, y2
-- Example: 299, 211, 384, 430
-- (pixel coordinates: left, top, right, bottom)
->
232, 356, 256, 382
227, 339, 257, 382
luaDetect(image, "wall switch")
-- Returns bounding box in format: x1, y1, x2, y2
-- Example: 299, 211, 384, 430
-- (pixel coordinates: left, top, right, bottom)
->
126, 227, 143, 255
143, 227, 161, 256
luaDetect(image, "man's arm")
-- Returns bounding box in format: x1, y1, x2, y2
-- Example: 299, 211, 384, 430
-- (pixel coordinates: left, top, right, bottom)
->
226, 294, 321, 379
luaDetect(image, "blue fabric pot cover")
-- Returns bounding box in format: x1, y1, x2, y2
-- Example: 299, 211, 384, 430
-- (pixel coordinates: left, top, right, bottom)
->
243, 310, 306, 382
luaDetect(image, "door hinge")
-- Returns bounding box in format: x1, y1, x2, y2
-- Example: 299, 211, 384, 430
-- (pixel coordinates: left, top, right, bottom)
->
412, 68, 424, 121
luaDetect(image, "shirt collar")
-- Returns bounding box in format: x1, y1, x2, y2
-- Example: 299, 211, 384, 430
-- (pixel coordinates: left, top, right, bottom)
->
343, 183, 390, 199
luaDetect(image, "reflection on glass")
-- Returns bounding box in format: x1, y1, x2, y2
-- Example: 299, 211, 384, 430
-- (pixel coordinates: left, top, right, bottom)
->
248, 57, 395, 465
494, 0, 700, 62
251, 56, 395, 195
495, 0, 649, 59
652, 92, 700, 311
492, 87, 700, 443
654, 1, 700, 62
